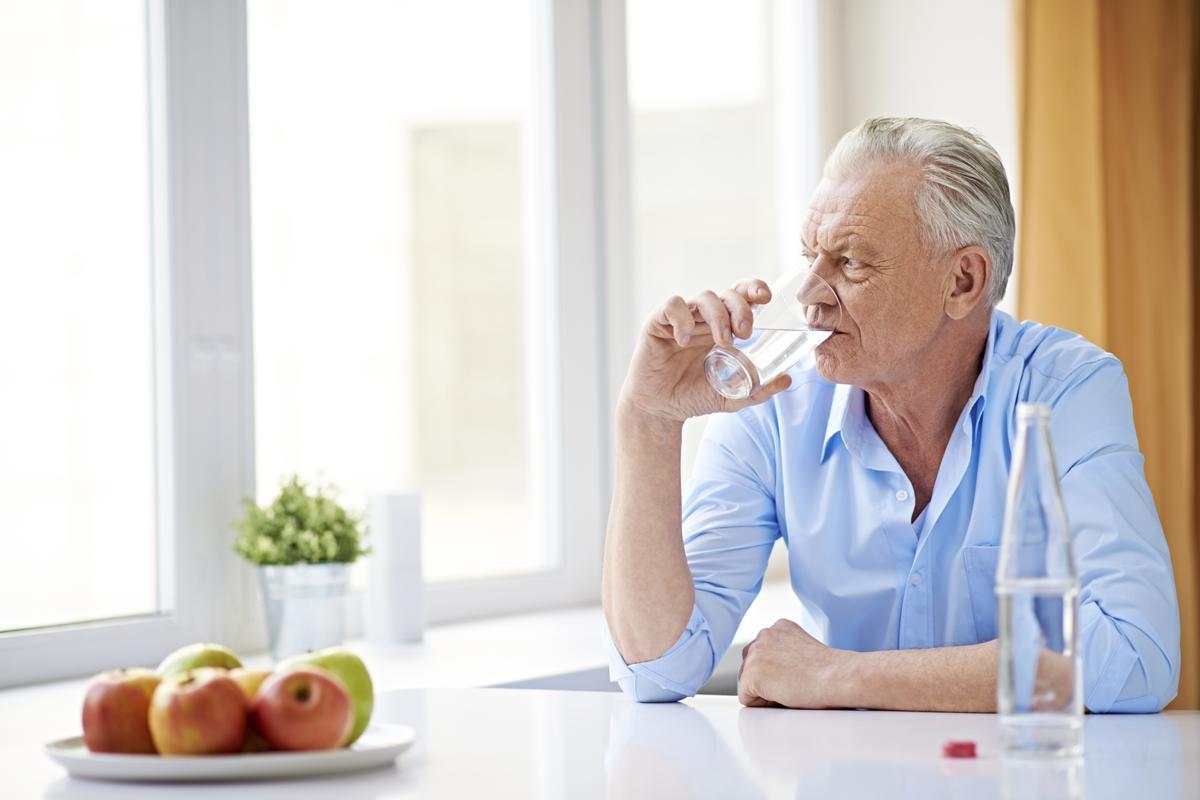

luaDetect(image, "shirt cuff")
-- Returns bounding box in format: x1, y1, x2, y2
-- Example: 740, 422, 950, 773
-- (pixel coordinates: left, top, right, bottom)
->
1086, 636, 1140, 712
1082, 607, 1145, 712
603, 606, 716, 701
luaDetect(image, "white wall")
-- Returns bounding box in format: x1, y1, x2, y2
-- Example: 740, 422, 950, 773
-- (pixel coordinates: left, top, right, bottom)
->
830, 0, 1020, 313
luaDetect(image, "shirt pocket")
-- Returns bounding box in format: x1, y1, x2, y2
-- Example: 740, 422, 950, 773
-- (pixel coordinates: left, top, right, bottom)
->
962, 544, 1001, 642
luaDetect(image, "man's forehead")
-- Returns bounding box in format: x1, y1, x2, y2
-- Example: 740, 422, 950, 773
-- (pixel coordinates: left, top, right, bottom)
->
802, 164, 920, 249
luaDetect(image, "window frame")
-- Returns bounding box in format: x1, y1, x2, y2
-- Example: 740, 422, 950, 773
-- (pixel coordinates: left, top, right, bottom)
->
412, 0, 611, 623
0, 0, 261, 687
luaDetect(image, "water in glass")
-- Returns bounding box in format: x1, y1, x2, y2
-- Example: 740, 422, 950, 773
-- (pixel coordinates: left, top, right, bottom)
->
997, 404, 1083, 758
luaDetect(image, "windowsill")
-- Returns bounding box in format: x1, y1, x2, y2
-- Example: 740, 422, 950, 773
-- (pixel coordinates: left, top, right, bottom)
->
0, 579, 804, 738
253, 577, 805, 693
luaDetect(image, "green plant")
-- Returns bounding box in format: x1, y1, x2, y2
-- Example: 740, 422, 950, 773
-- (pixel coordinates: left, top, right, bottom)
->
232, 476, 369, 566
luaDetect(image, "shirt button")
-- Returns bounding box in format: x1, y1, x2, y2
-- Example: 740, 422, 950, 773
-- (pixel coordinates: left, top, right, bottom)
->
910, 573, 922, 586
896, 489, 909, 502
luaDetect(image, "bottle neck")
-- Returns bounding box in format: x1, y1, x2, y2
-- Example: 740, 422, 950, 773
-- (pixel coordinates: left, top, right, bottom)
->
1000, 409, 1075, 581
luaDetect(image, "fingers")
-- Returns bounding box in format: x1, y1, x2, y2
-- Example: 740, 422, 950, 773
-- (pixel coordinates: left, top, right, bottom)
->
732, 278, 772, 306
652, 279, 769, 348
737, 634, 779, 707
737, 663, 774, 708
738, 681, 765, 707
719, 289, 754, 340
657, 295, 695, 346
750, 373, 793, 403
738, 640, 753, 682
724, 373, 792, 413
690, 290, 732, 347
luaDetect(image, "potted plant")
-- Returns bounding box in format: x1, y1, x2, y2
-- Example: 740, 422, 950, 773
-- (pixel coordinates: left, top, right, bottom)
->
233, 476, 369, 659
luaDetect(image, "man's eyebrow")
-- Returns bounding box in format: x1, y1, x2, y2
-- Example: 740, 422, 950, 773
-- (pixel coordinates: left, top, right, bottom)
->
846, 236, 882, 260
801, 236, 882, 260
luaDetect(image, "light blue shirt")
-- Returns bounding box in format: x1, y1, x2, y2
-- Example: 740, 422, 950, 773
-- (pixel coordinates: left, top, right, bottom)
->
605, 310, 1181, 712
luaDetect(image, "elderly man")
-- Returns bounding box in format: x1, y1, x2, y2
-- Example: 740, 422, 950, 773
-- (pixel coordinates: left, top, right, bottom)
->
602, 117, 1180, 713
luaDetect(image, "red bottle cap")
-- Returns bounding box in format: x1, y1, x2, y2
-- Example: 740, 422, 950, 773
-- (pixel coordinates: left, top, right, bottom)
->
942, 740, 977, 758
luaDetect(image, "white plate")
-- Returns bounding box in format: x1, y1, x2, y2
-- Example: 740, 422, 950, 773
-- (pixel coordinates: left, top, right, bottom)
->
44, 724, 416, 783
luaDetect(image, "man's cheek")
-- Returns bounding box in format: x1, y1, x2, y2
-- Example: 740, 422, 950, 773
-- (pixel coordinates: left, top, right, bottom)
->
816, 334, 856, 369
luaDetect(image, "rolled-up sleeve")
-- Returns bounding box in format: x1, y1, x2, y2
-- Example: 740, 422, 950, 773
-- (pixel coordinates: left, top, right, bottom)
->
1051, 360, 1181, 712
604, 409, 781, 702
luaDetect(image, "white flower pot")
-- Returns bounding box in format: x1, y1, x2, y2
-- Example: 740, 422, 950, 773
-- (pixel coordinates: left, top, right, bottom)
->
258, 563, 349, 660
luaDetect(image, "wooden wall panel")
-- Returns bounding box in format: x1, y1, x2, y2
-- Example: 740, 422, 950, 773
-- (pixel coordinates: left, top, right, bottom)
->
1018, 0, 1198, 709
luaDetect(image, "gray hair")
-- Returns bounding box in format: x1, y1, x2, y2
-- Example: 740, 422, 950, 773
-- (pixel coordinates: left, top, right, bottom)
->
824, 117, 1015, 306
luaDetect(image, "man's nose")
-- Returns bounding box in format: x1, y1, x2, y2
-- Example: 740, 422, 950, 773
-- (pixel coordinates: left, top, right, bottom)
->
807, 253, 839, 285
795, 267, 838, 306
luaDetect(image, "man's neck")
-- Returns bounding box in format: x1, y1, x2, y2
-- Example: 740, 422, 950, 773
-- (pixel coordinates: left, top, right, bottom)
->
863, 310, 992, 502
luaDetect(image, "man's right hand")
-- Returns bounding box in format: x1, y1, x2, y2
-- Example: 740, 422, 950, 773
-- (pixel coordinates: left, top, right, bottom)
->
619, 278, 793, 422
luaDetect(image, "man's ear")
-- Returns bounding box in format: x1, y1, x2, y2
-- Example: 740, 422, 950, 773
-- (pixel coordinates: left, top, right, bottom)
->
943, 246, 990, 320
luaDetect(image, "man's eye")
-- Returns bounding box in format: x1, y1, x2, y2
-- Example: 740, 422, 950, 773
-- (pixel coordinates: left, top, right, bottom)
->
845, 258, 863, 268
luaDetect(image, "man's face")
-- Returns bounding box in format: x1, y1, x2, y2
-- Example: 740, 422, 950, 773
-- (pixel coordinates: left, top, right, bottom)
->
803, 161, 950, 388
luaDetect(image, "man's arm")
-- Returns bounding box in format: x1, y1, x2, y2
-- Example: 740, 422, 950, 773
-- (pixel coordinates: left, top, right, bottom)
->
737, 619, 997, 711
602, 405, 695, 665
1051, 360, 1179, 711
837, 641, 998, 711
603, 280, 790, 702
604, 405, 786, 702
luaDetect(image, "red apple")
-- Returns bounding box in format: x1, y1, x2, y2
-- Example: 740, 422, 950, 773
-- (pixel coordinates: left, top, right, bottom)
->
81, 668, 161, 754
253, 666, 354, 751
148, 667, 248, 755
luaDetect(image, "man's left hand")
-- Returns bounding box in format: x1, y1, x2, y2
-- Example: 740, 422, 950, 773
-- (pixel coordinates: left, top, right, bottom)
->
737, 619, 850, 708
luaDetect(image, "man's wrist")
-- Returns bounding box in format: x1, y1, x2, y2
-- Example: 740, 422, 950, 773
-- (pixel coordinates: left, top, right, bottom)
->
826, 648, 868, 708
616, 398, 685, 443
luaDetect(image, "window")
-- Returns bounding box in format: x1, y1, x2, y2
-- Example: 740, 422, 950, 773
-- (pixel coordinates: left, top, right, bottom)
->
247, 0, 555, 585
0, 1, 158, 632
0, 0, 817, 687
624, 0, 788, 480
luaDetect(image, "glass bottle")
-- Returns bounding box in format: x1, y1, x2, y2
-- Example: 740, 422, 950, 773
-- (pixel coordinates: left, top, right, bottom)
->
996, 403, 1084, 757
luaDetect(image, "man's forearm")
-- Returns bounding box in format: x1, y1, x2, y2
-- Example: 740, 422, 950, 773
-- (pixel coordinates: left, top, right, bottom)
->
832, 641, 997, 712
602, 404, 696, 664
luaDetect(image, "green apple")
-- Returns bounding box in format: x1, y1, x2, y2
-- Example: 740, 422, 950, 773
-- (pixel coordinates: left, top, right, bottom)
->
229, 667, 272, 704
279, 648, 373, 745
156, 643, 242, 676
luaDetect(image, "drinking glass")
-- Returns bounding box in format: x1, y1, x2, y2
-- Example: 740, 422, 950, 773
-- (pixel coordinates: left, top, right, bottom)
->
704, 266, 841, 400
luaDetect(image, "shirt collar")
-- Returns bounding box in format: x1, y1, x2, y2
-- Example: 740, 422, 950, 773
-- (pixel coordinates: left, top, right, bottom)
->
819, 310, 1000, 463
821, 382, 856, 463
965, 309, 1000, 424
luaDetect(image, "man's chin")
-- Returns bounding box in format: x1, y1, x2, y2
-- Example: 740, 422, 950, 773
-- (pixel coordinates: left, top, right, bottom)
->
813, 353, 841, 383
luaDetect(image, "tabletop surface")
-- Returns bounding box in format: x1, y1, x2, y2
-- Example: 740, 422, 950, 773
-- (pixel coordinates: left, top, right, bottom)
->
5, 685, 1197, 799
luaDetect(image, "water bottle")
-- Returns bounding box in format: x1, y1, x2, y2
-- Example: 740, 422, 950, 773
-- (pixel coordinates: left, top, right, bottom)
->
996, 403, 1083, 757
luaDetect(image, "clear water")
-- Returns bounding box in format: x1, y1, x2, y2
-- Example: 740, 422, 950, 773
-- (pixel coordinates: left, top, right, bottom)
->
745, 328, 832, 385
997, 578, 1083, 757
705, 329, 832, 400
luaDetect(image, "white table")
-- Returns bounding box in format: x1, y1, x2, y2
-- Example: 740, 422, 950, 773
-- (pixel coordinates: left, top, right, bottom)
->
6, 685, 1197, 798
